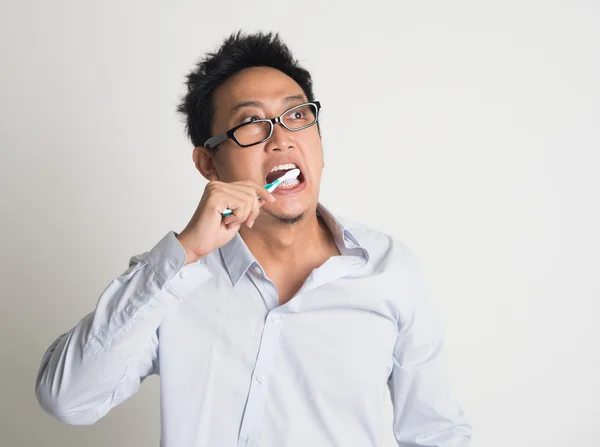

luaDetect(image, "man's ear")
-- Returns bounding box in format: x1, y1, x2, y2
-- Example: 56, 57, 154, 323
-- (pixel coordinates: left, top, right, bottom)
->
193, 146, 220, 181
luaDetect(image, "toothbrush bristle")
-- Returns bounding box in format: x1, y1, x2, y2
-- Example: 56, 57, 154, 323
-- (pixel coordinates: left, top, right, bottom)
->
282, 168, 300, 181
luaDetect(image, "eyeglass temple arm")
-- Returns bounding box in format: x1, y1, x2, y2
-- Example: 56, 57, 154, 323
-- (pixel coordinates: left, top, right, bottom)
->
204, 132, 228, 149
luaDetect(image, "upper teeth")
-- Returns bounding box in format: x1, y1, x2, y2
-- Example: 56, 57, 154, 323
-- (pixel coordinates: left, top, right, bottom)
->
270, 163, 297, 172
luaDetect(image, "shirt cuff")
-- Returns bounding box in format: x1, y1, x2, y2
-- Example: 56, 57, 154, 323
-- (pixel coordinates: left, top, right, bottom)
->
146, 231, 212, 299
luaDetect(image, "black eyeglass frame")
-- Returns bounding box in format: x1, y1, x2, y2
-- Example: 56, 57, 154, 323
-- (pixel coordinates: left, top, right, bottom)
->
203, 101, 321, 149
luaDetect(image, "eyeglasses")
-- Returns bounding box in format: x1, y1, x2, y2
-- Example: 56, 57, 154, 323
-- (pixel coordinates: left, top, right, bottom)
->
204, 101, 321, 149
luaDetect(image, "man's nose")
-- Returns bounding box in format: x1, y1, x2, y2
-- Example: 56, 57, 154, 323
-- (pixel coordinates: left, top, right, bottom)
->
265, 120, 293, 151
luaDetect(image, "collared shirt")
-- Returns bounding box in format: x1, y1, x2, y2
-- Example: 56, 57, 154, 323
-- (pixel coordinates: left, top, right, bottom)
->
35, 202, 472, 446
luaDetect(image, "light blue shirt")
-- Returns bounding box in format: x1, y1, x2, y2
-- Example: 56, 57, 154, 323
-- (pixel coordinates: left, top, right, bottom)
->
35, 203, 472, 446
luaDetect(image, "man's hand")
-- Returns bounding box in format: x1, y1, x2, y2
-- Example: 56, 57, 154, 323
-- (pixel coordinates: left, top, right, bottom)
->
176, 180, 276, 264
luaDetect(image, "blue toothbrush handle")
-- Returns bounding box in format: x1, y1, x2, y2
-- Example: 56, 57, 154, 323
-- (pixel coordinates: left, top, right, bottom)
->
221, 181, 278, 217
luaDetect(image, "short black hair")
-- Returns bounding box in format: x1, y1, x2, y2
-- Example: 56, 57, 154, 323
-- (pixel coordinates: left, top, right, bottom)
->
177, 31, 316, 150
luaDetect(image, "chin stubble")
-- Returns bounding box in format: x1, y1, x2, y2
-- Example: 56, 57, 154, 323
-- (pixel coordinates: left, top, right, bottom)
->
268, 210, 306, 225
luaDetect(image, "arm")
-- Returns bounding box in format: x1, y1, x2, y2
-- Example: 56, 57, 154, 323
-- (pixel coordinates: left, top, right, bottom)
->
35, 231, 212, 425
388, 246, 472, 446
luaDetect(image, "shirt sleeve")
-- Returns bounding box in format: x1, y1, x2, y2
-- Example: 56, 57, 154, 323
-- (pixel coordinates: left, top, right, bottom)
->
35, 231, 212, 425
388, 245, 473, 446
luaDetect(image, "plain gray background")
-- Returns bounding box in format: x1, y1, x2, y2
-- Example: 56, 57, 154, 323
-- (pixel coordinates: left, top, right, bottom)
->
1, 1, 598, 446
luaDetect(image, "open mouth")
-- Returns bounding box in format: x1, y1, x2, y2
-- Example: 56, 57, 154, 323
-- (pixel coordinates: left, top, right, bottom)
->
266, 163, 305, 189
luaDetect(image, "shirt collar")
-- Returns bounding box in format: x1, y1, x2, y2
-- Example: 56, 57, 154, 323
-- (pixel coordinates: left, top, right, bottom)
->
219, 202, 369, 287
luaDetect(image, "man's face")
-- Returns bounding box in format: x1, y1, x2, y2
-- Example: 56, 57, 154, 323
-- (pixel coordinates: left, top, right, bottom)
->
201, 66, 323, 224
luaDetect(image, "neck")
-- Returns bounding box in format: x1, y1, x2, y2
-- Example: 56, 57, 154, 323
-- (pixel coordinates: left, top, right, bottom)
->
238, 206, 336, 268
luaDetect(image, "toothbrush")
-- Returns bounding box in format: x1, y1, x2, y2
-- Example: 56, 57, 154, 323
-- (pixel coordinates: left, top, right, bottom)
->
221, 168, 301, 217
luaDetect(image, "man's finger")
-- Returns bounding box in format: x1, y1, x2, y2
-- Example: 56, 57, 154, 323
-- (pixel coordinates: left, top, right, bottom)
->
234, 180, 277, 203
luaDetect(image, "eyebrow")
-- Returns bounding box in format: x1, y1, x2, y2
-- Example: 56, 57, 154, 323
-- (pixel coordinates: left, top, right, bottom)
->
229, 94, 307, 114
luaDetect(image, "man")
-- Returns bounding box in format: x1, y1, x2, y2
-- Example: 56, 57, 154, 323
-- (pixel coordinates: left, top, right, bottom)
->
35, 31, 472, 446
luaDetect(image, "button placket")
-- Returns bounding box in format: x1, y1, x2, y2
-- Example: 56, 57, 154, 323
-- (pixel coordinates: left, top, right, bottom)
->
236, 311, 283, 445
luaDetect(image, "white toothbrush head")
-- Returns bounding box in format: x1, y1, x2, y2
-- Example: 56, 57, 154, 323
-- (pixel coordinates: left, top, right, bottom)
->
279, 168, 300, 183
267, 168, 300, 192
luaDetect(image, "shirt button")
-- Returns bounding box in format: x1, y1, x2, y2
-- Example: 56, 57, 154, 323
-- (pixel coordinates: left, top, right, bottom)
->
180, 270, 187, 278
256, 375, 265, 383
270, 315, 281, 323
253, 266, 262, 275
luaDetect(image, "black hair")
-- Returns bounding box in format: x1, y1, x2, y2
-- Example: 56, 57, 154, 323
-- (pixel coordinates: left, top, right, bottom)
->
177, 31, 316, 150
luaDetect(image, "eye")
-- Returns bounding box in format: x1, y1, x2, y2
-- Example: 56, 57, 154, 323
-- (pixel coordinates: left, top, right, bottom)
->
290, 111, 304, 119
241, 115, 261, 124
